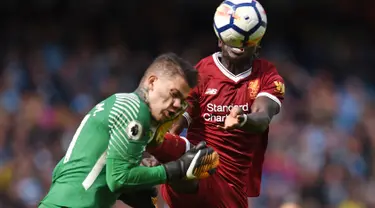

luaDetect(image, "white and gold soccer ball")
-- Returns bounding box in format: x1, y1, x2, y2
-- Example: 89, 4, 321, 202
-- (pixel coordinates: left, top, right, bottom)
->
213, 0, 268, 48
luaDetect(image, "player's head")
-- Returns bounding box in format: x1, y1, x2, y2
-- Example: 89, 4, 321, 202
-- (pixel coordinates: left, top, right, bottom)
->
139, 53, 198, 122
219, 40, 261, 64
213, 0, 266, 65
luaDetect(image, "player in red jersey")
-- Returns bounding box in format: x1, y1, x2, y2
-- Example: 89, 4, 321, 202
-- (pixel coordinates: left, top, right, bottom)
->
146, 7, 286, 208
147, 47, 285, 208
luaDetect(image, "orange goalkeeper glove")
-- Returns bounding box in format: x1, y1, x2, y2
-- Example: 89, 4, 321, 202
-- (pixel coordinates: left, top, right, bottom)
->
163, 141, 219, 181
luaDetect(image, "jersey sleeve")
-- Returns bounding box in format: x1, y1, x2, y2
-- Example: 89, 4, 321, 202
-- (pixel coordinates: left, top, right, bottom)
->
105, 94, 167, 192
256, 63, 285, 109
183, 60, 205, 126
147, 133, 190, 163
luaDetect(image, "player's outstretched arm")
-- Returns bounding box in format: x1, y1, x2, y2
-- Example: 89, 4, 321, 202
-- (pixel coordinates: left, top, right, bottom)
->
218, 95, 280, 133
240, 69, 285, 133
217, 99, 277, 133
242, 96, 280, 132
218, 69, 285, 133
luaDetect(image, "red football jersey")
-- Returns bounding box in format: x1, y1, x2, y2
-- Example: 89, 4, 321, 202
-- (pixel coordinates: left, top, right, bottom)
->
183, 52, 285, 197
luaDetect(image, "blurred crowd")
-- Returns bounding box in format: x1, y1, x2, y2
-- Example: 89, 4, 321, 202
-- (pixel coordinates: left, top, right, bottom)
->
0, 0, 375, 208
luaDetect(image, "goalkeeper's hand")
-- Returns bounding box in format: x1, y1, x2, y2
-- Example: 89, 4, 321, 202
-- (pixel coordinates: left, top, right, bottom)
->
117, 187, 158, 208
163, 141, 219, 182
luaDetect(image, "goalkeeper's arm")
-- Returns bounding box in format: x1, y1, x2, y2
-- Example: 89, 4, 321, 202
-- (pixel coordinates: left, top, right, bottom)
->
106, 128, 167, 192
106, 138, 217, 192
106, 117, 218, 193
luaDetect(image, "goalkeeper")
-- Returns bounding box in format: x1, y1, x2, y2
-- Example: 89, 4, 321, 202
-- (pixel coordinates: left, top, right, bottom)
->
39, 53, 219, 208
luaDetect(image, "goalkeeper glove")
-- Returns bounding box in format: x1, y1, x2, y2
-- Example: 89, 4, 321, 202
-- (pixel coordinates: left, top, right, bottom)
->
163, 141, 219, 182
117, 186, 158, 208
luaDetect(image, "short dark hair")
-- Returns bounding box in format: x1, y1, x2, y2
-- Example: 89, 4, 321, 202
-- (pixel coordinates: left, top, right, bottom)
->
143, 52, 198, 88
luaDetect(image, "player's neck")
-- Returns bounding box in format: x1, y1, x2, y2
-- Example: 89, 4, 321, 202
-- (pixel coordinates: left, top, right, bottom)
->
220, 57, 253, 75
135, 87, 160, 126
135, 87, 149, 104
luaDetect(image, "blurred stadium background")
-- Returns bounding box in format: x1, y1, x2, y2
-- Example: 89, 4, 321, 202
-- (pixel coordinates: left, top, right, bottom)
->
0, 0, 374, 207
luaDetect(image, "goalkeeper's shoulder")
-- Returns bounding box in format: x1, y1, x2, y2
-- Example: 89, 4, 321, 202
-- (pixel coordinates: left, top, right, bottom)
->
104, 92, 140, 106
105, 92, 152, 135
87, 92, 151, 130
104, 93, 150, 118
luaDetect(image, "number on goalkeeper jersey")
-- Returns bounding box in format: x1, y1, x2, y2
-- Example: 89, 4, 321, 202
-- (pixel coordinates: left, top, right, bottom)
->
64, 114, 90, 163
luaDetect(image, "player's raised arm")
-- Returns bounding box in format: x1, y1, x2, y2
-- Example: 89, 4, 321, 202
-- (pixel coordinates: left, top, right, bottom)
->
242, 65, 285, 132
218, 64, 285, 133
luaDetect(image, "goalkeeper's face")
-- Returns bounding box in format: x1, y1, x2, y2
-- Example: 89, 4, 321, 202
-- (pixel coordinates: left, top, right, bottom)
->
147, 74, 190, 122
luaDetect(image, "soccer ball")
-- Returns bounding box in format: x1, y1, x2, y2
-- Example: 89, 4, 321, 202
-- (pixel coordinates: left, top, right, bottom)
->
213, 0, 267, 48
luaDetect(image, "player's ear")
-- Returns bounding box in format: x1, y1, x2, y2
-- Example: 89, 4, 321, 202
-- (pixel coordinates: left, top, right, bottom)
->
218, 40, 223, 47
147, 75, 158, 91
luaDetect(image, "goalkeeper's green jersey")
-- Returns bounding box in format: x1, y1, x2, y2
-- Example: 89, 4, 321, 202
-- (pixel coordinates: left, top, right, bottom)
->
40, 93, 167, 208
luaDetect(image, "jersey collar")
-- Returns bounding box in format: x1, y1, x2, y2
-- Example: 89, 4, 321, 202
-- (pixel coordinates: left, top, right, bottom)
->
212, 52, 252, 83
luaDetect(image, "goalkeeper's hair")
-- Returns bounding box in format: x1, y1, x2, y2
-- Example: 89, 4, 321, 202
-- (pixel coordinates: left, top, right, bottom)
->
141, 53, 198, 88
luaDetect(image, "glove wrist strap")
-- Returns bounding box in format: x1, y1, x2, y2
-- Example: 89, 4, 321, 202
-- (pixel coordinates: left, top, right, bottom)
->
163, 162, 182, 182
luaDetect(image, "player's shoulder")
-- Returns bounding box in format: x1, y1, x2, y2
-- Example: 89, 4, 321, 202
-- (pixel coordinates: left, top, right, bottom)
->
252, 58, 281, 77
106, 93, 151, 141
111, 93, 140, 103
195, 56, 210, 73
253, 58, 278, 72
195, 52, 223, 73
194, 52, 226, 82
109, 93, 150, 120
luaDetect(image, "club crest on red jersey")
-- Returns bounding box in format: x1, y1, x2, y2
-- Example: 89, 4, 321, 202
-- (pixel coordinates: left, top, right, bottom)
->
274, 81, 285, 96
248, 79, 260, 99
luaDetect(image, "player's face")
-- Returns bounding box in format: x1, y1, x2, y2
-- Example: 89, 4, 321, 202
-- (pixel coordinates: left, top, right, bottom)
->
219, 41, 257, 63
147, 75, 190, 122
